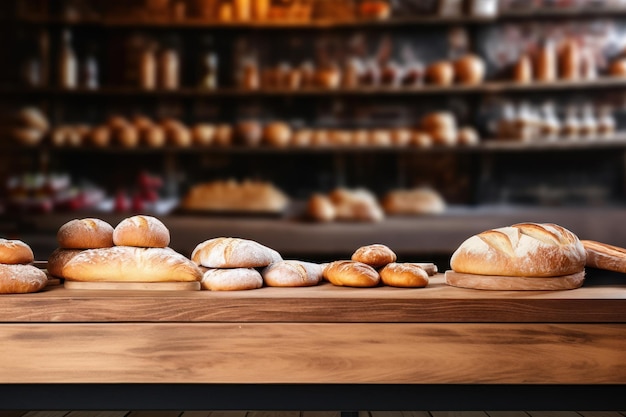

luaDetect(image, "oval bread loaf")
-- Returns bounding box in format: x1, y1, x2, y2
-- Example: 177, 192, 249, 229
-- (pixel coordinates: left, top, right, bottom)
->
57, 218, 115, 249
351, 244, 396, 268
380, 262, 429, 288
201, 268, 263, 291
191, 237, 282, 268
262, 260, 323, 287
113, 215, 170, 248
0, 264, 47, 293
323, 260, 380, 287
62, 246, 202, 282
450, 222, 585, 277
47, 248, 83, 278
0, 239, 35, 264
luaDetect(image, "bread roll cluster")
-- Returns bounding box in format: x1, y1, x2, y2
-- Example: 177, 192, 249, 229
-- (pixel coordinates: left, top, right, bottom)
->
420, 112, 479, 147
9, 107, 50, 147
0, 239, 47, 294
323, 244, 433, 288
425, 55, 486, 87
49, 216, 202, 283
307, 188, 385, 223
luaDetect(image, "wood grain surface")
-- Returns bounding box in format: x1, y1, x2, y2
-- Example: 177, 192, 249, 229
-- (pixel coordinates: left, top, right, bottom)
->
444, 271, 585, 291
0, 322, 624, 384
1, 275, 625, 323
63, 280, 201, 291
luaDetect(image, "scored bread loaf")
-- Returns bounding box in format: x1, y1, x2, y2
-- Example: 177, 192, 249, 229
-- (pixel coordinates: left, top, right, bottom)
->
192, 237, 282, 268
351, 244, 396, 268
262, 260, 323, 287
62, 246, 202, 282
0, 239, 35, 264
47, 248, 83, 278
113, 215, 170, 248
450, 223, 585, 277
379, 262, 429, 288
0, 264, 48, 293
201, 268, 263, 291
57, 218, 115, 249
581, 240, 626, 273
323, 260, 380, 287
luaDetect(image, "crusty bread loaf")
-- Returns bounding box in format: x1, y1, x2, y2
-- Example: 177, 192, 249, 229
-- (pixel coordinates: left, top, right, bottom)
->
323, 260, 380, 287
263, 122, 292, 147
62, 246, 202, 282
382, 188, 446, 216
141, 125, 167, 148
0, 264, 48, 293
262, 260, 323, 287
192, 124, 216, 146
453, 54, 486, 85
47, 248, 83, 278
113, 215, 170, 248
380, 262, 429, 288
307, 194, 336, 222
0, 239, 35, 264
351, 244, 396, 268
328, 188, 385, 222
581, 240, 626, 273
201, 268, 263, 291
450, 223, 586, 277
57, 218, 115, 249
192, 237, 282, 268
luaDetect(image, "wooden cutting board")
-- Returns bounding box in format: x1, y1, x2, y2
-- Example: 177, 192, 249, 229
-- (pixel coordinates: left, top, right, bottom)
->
64, 281, 201, 291
444, 270, 585, 291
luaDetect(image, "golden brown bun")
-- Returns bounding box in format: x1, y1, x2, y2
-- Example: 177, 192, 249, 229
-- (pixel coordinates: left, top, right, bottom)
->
581, 240, 626, 273
200, 268, 263, 291
262, 260, 323, 287
311, 130, 330, 147
351, 244, 396, 268
0, 264, 47, 293
192, 124, 216, 146
11, 127, 45, 146
391, 128, 412, 146
410, 131, 433, 148
89, 125, 111, 147
191, 237, 282, 268
307, 194, 336, 222
50, 126, 71, 147
141, 125, 167, 148
0, 239, 35, 264
47, 248, 83, 278
421, 112, 456, 131
323, 260, 380, 287
235, 121, 263, 146
116, 125, 140, 148
57, 218, 115, 249
167, 126, 192, 147
454, 54, 486, 85
113, 215, 170, 248
352, 130, 370, 146
382, 188, 446, 215
425, 61, 454, 86
62, 246, 202, 282
380, 262, 429, 288
315, 66, 341, 89
263, 122, 292, 147
214, 124, 233, 146
457, 126, 480, 146
450, 223, 586, 277
430, 128, 458, 146
369, 129, 392, 147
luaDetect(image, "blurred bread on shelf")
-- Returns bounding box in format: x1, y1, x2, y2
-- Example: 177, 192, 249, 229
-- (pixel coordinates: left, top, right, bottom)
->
263, 122, 292, 147
382, 187, 446, 216
308, 188, 384, 222
425, 61, 454, 86
214, 124, 234, 146
235, 121, 263, 146
454, 54, 485, 85
10, 107, 50, 146
180, 179, 290, 214
421, 112, 458, 146
88, 125, 111, 147
457, 126, 480, 146
192, 124, 216, 146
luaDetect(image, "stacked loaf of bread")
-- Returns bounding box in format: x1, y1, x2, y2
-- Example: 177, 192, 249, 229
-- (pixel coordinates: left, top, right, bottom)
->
0, 239, 47, 294
49, 216, 202, 284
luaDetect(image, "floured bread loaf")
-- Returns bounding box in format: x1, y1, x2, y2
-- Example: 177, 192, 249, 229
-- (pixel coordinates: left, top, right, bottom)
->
380, 263, 429, 288
62, 246, 202, 282
0, 239, 35, 264
382, 187, 446, 215
192, 237, 282, 268
57, 218, 114, 249
0, 264, 47, 293
351, 244, 396, 268
113, 215, 170, 248
201, 268, 263, 291
450, 223, 585, 277
47, 248, 83, 278
262, 260, 323, 287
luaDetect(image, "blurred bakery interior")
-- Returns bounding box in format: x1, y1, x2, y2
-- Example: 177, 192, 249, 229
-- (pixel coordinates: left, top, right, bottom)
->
3, 0, 626, 267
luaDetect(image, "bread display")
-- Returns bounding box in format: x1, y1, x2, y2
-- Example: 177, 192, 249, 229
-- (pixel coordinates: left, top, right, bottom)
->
379, 262, 429, 288
47, 248, 83, 278
180, 179, 290, 214
323, 260, 380, 287
56, 218, 115, 249
191, 237, 282, 268
262, 260, 323, 287
200, 268, 263, 291
351, 244, 396, 268
0, 238, 35, 264
581, 240, 626, 273
112, 215, 170, 248
0, 239, 46, 294
454, 54, 486, 85
327, 188, 384, 222
306, 194, 336, 222
382, 188, 446, 216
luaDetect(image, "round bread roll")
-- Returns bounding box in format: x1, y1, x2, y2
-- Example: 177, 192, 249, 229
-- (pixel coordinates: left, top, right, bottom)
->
457, 126, 480, 146
351, 244, 396, 268
214, 124, 233, 147
113, 215, 170, 248
307, 194, 336, 222
380, 262, 429, 288
450, 222, 586, 277
430, 128, 458, 146
89, 125, 111, 148
201, 268, 263, 291
410, 131, 433, 148
369, 129, 392, 147
454, 54, 486, 85
11, 127, 45, 146
167, 126, 192, 147
0, 264, 47, 294
191, 237, 282, 268
0, 239, 35, 264
323, 260, 380, 287
421, 112, 456, 131
47, 248, 83, 278
192, 124, 216, 146
235, 121, 263, 146
116, 125, 140, 148
62, 246, 202, 282
292, 129, 312, 147
391, 128, 412, 146
352, 130, 370, 146
311, 130, 330, 147
425, 61, 454, 86
141, 125, 167, 148
263, 122, 292, 147
262, 260, 323, 287
57, 218, 115, 249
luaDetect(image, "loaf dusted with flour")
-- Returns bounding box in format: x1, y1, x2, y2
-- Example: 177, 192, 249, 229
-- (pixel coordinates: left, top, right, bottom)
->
47, 248, 83, 278
201, 268, 263, 291
191, 237, 282, 268
351, 244, 396, 268
450, 223, 585, 277
262, 260, 323, 287
113, 215, 170, 248
323, 260, 380, 287
0, 239, 34, 264
57, 218, 114, 249
0, 264, 47, 293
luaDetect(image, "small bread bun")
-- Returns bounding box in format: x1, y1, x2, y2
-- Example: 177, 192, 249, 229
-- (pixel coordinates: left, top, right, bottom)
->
11, 127, 44, 146
141, 125, 167, 148
425, 61, 454, 86
57, 218, 115, 249
191, 237, 282, 268
0, 264, 47, 294
351, 244, 397, 268
410, 131, 433, 148
391, 128, 412, 146
167, 126, 192, 147
113, 215, 170, 248
89, 125, 111, 147
311, 130, 330, 147
421, 112, 456, 131
235, 121, 263, 146
116, 125, 140, 148
192, 124, 216, 146
454, 54, 486, 85
47, 248, 83, 278
457, 126, 480, 146
380, 262, 429, 288
214, 124, 233, 147
323, 260, 380, 287
262, 260, 323, 287
292, 129, 313, 147
0, 239, 35, 264
263, 122, 292, 147
369, 129, 392, 147
431, 128, 458, 146
307, 193, 336, 222
201, 268, 263, 291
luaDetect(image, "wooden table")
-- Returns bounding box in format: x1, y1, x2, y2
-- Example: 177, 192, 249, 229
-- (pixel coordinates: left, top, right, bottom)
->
1, 270, 625, 411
